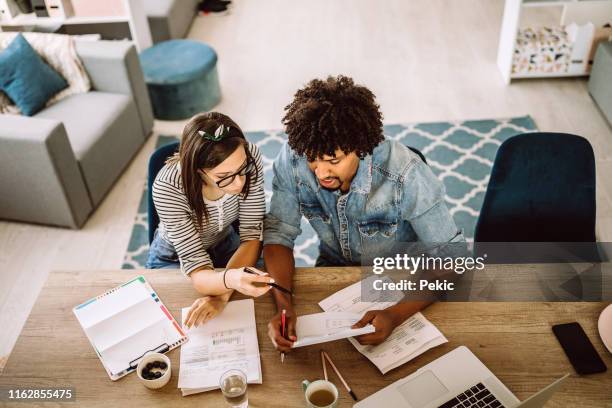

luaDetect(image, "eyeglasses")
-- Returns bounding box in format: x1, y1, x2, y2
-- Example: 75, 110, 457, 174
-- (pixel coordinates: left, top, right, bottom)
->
211, 157, 256, 188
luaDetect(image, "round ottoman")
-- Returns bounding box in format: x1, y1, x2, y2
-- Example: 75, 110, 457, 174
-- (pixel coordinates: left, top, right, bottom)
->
139, 39, 221, 120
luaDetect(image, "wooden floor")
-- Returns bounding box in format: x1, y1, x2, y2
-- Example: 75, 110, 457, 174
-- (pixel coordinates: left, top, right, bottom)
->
1, 0, 611, 364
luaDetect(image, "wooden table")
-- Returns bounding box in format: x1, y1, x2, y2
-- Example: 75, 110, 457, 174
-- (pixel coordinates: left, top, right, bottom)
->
0, 267, 611, 407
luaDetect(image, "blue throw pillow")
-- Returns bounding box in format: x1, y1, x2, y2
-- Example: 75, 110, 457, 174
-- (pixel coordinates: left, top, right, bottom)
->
0, 34, 68, 116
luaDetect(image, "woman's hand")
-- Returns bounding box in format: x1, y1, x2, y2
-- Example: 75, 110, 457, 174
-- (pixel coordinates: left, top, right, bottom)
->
184, 295, 229, 328
224, 267, 274, 297
351, 309, 399, 345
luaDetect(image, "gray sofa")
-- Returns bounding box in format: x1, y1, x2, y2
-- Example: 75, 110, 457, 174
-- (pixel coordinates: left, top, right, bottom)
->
146, 0, 200, 44
0, 40, 154, 228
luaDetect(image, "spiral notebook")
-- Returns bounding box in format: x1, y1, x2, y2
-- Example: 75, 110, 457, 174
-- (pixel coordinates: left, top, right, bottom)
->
73, 276, 188, 381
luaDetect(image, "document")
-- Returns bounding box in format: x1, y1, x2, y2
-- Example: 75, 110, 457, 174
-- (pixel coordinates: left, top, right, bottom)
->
178, 299, 262, 396
319, 276, 447, 374
292, 312, 375, 348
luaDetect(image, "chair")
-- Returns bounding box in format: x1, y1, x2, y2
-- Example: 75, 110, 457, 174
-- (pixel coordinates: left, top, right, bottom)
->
0, 39, 154, 228
475, 132, 596, 243
408, 146, 427, 164
148, 141, 180, 244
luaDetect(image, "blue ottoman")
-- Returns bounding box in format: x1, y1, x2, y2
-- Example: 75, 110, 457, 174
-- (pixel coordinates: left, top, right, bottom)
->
139, 39, 221, 120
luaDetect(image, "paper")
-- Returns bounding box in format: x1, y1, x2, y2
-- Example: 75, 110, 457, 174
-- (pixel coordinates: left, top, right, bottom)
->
178, 299, 262, 396
292, 312, 375, 348
319, 276, 447, 374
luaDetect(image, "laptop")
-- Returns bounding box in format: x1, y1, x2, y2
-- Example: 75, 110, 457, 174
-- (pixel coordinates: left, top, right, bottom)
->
354, 346, 569, 408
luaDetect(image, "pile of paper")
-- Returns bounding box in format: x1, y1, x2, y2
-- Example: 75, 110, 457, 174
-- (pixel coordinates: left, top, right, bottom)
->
178, 299, 262, 396
319, 277, 447, 374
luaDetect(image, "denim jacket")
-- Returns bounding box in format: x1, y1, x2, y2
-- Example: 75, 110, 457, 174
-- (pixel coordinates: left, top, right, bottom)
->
263, 139, 465, 265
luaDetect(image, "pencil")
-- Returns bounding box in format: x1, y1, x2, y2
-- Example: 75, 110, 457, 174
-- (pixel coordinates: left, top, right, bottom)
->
281, 309, 287, 364
321, 350, 328, 381
323, 351, 358, 401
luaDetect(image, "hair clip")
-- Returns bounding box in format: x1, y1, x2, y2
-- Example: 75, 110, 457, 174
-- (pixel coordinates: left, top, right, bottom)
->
198, 124, 230, 142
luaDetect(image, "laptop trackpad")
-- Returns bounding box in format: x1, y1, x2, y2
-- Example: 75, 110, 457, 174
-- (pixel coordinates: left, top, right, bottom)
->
398, 370, 449, 407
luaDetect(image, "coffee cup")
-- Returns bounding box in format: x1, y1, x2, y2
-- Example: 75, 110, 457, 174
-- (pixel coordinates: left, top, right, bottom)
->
302, 379, 338, 408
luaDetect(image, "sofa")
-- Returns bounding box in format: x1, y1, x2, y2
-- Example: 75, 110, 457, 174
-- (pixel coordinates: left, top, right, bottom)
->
0, 40, 154, 228
145, 0, 200, 44
63, 0, 200, 44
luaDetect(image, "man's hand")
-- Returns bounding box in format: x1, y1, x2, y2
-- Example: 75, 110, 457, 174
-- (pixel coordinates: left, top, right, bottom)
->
184, 295, 229, 328
267, 308, 297, 352
352, 309, 399, 345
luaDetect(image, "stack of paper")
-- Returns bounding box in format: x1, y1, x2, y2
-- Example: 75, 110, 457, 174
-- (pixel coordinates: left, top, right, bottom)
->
178, 299, 262, 396
319, 276, 447, 374
292, 312, 375, 348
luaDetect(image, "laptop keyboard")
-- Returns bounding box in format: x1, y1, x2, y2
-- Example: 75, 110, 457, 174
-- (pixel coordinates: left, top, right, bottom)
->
437, 382, 505, 408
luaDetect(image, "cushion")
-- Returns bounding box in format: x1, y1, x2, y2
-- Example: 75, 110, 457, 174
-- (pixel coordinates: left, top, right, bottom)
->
0, 34, 68, 116
36, 91, 145, 205
0, 32, 91, 115
35, 91, 135, 158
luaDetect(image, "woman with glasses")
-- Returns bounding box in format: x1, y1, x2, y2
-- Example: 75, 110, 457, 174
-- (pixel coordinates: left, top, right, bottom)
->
146, 112, 271, 327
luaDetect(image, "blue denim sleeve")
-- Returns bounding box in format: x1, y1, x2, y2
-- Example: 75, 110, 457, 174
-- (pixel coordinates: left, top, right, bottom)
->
263, 143, 302, 249
400, 160, 465, 249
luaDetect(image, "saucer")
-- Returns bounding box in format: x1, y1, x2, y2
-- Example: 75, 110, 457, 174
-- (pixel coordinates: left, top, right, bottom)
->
597, 304, 612, 354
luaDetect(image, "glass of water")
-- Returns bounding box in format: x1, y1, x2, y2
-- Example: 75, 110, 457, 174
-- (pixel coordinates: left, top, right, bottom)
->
219, 369, 248, 408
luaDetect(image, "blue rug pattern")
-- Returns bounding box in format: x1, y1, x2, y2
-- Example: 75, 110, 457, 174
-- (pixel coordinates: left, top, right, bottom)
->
122, 116, 537, 269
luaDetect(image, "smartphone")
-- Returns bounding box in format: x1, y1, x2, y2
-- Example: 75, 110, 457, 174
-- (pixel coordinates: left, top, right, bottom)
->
552, 322, 607, 375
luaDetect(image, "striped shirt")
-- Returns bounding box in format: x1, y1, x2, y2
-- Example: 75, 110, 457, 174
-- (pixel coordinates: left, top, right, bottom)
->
152, 142, 265, 275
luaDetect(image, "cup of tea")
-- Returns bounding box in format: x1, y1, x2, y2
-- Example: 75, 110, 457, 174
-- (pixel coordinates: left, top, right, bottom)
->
302, 379, 338, 408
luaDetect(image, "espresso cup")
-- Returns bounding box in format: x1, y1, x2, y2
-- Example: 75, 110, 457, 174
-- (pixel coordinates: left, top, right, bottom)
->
302, 379, 338, 408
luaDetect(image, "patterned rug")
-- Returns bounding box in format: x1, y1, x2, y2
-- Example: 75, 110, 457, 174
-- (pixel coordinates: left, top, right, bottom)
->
122, 116, 537, 269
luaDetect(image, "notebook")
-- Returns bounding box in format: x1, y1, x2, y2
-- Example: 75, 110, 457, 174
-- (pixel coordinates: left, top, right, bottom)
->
73, 275, 188, 381
178, 299, 262, 396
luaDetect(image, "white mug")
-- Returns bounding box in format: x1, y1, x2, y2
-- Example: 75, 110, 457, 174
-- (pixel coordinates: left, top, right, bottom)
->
302, 379, 339, 408
136, 352, 171, 389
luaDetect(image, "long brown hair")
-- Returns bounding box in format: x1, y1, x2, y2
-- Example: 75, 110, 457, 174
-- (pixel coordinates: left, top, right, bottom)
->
167, 112, 256, 231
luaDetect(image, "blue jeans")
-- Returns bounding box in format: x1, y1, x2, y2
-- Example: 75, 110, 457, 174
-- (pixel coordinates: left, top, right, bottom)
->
145, 227, 241, 270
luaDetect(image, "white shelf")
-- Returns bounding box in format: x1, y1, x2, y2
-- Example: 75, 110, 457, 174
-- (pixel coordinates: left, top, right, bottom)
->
0, 0, 151, 51
511, 71, 590, 78
497, 0, 612, 84
0, 13, 129, 27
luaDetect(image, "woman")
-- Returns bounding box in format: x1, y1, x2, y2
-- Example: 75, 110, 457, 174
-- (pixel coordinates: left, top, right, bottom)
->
146, 112, 273, 328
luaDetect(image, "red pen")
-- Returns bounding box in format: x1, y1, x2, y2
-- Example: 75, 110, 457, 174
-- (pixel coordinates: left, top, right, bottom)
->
281, 309, 287, 364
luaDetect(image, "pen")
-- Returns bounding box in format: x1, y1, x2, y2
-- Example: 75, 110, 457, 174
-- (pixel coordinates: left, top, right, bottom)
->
281, 309, 287, 364
244, 267, 294, 296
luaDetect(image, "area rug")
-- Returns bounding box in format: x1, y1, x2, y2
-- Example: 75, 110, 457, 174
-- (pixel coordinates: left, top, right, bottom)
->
122, 116, 537, 269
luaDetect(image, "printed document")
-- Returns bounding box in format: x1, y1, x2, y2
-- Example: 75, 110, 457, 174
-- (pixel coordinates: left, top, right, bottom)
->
178, 299, 262, 396
319, 276, 447, 374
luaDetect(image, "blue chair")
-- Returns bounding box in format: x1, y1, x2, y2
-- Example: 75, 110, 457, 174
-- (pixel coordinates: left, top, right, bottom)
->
408, 146, 427, 164
148, 141, 180, 244
475, 132, 596, 243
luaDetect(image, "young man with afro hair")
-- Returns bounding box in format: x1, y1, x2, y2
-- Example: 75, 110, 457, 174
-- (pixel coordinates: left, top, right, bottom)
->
263, 76, 464, 353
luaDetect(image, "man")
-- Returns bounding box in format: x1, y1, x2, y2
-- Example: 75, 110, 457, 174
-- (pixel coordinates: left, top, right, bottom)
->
263, 75, 464, 353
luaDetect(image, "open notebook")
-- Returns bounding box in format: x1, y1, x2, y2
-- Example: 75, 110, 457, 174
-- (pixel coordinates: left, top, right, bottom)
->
73, 276, 187, 381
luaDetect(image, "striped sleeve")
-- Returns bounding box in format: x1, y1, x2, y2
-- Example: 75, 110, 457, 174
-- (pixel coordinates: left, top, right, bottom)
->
238, 143, 265, 242
152, 165, 213, 275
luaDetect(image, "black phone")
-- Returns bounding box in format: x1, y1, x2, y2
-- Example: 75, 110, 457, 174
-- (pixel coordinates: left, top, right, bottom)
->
552, 322, 607, 375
